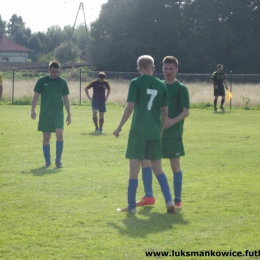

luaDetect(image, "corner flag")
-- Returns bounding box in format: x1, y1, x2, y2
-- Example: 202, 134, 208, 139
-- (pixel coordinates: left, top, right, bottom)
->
226, 90, 233, 101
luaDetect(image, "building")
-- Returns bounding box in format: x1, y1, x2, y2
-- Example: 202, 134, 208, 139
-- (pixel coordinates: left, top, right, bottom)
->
0, 32, 31, 62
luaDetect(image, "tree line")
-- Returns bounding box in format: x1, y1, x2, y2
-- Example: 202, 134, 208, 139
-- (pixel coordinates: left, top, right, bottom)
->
1, 0, 260, 73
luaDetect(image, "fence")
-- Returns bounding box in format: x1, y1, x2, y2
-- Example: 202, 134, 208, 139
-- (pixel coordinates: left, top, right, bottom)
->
1, 67, 260, 107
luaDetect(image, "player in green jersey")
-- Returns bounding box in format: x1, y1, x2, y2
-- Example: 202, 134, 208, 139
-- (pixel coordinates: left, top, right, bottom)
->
113, 55, 175, 214
211, 64, 228, 112
31, 61, 71, 168
137, 56, 190, 209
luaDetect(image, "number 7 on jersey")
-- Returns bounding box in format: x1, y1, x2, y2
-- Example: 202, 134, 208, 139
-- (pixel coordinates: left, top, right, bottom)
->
147, 89, 158, 110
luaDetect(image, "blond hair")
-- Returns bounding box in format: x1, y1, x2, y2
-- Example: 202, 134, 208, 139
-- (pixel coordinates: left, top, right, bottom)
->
137, 55, 154, 69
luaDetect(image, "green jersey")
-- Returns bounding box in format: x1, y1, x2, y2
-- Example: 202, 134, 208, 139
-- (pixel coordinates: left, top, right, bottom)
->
34, 75, 69, 117
163, 80, 190, 139
127, 75, 168, 139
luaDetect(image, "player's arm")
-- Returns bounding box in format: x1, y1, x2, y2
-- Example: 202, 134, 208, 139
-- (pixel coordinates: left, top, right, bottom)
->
105, 87, 111, 102
165, 107, 189, 129
211, 79, 218, 89
31, 92, 40, 119
161, 106, 168, 134
113, 102, 135, 138
85, 83, 92, 101
223, 79, 228, 90
63, 95, 71, 125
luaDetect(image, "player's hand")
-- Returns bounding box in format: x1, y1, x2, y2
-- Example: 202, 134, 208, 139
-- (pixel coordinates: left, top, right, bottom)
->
226, 87, 228, 90
31, 111, 36, 120
165, 118, 173, 129
113, 127, 121, 138
66, 114, 71, 125
214, 85, 218, 89
88, 97, 93, 101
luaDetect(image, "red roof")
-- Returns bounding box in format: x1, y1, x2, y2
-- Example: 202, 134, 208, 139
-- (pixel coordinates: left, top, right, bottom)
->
0, 37, 31, 52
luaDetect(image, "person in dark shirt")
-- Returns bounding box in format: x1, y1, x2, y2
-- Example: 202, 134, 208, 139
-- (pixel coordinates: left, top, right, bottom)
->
85, 72, 111, 132
211, 64, 229, 112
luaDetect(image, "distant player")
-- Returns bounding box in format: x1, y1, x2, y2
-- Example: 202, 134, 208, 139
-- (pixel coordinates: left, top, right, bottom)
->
211, 64, 228, 112
138, 56, 190, 209
85, 72, 111, 132
113, 55, 175, 214
31, 61, 71, 168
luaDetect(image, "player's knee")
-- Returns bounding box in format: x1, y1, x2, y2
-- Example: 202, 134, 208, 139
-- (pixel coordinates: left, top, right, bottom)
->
55, 130, 63, 141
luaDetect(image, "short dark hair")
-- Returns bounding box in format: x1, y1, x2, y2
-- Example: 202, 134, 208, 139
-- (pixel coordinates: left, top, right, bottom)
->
98, 72, 106, 79
162, 56, 178, 68
217, 64, 223, 69
49, 61, 61, 69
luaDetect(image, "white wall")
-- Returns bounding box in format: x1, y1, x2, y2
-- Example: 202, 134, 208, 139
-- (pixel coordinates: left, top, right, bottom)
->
0, 51, 28, 62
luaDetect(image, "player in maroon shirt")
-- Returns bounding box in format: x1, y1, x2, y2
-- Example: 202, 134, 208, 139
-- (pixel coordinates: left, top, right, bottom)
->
85, 72, 111, 132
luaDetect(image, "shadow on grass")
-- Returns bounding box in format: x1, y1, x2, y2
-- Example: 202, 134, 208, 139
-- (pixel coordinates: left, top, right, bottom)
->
81, 132, 107, 136
21, 166, 61, 176
108, 207, 189, 238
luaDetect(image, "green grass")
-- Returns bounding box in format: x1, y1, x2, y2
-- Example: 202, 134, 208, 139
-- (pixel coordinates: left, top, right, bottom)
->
0, 105, 260, 259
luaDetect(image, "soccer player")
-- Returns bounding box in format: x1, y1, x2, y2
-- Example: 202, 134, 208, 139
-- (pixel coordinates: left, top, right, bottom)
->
211, 64, 228, 112
85, 72, 111, 132
31, 61, 71, 168
0, 72, 3, 101
137, 56, 190, 209
113, 55, 175, 214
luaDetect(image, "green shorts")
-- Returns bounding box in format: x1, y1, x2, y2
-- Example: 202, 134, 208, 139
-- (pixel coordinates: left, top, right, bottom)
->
126, 136, 162, 160
162, 138, 185, 158
38, 114, 64, 133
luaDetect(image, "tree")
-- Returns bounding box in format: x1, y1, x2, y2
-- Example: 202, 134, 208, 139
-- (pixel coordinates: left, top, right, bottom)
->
54, 41, 80, 63
0, 15, 6, 33
90, 0, 260, 73
27, 35, 42, 61
45, 25, 66, 53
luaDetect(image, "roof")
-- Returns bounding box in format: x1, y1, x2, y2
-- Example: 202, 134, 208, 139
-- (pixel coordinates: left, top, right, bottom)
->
0, 37, 31, 52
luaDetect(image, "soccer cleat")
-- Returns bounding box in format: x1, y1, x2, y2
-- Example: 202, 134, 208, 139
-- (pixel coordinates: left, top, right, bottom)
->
99, 129, 103, 133
167, 201, 176, 214
174, 201, 182, 209
55, 161, 63, 168
136, 196, 155, 206
220, 107, 225, 112
45, 162, 51, 167
117, 207, 136, 213
95, 128, 99, 132
214, 107, 218, 112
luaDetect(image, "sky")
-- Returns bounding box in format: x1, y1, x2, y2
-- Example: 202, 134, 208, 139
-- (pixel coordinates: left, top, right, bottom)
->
0, 0, 108, 32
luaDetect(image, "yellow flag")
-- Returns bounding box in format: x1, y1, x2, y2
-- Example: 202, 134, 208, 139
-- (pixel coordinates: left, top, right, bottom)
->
226, 90, 233, 101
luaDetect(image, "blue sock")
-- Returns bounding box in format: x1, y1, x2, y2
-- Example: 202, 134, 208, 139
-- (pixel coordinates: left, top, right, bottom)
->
43, 145, 50, 164
142, 167, 153, 198
56, 141, 63, 162
128, 179, 138, 210
174, 171, 182, 203
156, 173, 172, 204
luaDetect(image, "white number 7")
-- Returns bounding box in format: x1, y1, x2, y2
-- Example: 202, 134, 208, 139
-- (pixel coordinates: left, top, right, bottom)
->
147, 89, 158, 110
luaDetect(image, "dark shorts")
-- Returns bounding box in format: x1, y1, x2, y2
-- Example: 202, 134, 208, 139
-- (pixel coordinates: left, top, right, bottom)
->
162, 138, 185, 158
214, 85, 225, 96
126, 136, 162, 160
38, 114, 64, 133
92, 101, 106, 112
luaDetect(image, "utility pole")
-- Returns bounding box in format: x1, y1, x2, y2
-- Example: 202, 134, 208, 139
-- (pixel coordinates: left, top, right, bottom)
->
67, 2, 93, 75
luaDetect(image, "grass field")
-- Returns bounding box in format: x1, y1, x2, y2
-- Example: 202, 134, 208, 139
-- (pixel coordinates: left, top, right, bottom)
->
1, 105, 260, 259
2, 79, 260, 107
